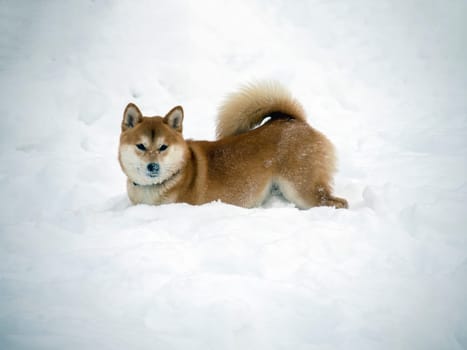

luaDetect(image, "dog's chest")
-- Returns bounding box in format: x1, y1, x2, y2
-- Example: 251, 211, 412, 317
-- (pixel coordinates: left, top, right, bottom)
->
127, 182, 176, 205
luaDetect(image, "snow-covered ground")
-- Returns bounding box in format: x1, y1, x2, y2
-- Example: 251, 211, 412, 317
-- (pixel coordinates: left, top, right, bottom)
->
1, 0, 466, 349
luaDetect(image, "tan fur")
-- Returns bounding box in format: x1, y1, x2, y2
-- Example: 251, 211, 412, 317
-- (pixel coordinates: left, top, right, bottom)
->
118, 82, 348, 209
216, 81, 307, 138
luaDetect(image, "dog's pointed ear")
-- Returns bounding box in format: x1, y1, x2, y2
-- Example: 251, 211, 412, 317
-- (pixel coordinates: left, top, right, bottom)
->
122, 103, 143, 132
164, 106, 184, 133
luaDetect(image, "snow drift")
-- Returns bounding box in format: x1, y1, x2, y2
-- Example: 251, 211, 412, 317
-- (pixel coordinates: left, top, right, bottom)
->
1, 0, 466, 349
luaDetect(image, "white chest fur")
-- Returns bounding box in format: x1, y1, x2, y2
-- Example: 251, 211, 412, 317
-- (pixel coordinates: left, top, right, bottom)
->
127, 180, 177, 205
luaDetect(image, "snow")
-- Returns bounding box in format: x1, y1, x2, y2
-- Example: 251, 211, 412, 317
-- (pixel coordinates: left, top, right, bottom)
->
1, 0, 466, 349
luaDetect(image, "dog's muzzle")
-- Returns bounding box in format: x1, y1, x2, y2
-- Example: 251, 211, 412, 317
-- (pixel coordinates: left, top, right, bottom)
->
146, 162, 160, 177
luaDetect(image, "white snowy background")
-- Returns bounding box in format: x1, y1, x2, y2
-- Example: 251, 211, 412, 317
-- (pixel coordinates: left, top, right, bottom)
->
1, 0, 466, 349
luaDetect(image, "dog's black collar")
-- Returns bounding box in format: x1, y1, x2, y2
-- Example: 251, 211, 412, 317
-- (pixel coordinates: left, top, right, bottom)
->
131, 169, 181, 187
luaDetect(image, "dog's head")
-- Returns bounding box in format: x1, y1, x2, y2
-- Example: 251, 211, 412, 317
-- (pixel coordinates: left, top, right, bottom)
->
118, 103, 189, 186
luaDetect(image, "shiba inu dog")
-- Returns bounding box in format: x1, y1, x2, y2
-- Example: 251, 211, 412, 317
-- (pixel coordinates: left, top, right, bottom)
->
118, 82, 348, 209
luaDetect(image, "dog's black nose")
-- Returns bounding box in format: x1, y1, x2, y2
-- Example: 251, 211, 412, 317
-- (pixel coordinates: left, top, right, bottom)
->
147, 163, 160, 173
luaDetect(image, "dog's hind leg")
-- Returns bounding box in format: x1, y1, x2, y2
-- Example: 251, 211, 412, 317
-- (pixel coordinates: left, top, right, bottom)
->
313, 184, 348, 209
278, 180, 348, 209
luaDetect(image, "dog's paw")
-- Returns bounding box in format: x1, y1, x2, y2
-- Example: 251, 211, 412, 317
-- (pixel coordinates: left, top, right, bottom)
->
327, 197, 349, 209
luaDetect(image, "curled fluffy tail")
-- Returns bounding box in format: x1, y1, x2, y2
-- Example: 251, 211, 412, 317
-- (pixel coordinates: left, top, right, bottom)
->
216, 81, 307, 139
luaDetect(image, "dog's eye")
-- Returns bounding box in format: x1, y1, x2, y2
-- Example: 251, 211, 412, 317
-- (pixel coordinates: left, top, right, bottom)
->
136, 144, 146, 151
159, 144, 168, 152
